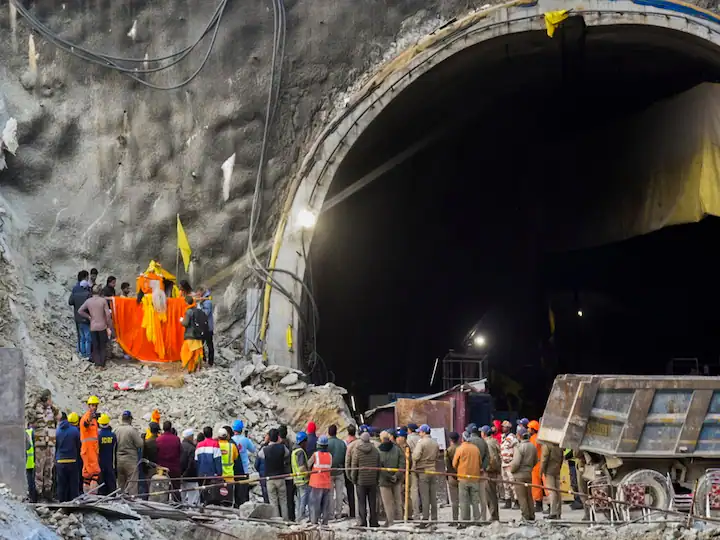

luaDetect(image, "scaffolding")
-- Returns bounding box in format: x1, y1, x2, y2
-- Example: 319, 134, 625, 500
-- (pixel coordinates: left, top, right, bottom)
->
441, 350, 486, 391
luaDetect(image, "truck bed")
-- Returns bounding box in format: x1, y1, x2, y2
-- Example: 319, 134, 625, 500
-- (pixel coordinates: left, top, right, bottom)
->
538, 374, 720, 458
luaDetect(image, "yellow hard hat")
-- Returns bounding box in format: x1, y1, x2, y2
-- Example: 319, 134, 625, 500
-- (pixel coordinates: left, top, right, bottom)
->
68, 412, 79, 425
98, 413, 111, 426
87, 395, 100, 405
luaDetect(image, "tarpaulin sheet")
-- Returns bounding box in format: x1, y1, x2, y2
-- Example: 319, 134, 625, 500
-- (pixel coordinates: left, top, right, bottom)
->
112, 297, 187, 363
544, 83, 720, 248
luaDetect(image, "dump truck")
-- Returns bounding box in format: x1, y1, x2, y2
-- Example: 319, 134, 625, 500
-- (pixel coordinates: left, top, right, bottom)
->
538, 374, 720, 512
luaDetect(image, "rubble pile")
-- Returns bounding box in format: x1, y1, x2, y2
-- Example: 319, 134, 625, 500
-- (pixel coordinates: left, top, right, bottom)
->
44, 346, 353, 448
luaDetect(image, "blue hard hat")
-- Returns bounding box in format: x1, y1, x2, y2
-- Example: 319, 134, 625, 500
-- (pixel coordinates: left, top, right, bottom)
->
517, 418, 529, 426
232, 420, 244, 432
296, 431, 308, 444
480, 425, 492, 434
359, 424, 370, 433
318, 435, 329, 447
397, 428, 408, 437
419, 424, 431, 433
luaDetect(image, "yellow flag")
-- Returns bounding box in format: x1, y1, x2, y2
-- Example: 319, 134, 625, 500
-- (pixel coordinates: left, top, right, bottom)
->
544, 10, 569, 38
176, 214, 192, 272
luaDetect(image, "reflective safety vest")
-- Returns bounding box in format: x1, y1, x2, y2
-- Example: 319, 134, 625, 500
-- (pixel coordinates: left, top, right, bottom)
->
25, 429, 35, 470
291, 447, 309, 486
309, 450, 331, 489
219, 440, 235, 481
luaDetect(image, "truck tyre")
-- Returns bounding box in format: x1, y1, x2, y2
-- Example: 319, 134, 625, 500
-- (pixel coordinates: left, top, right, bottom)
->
617, 469, 670, 511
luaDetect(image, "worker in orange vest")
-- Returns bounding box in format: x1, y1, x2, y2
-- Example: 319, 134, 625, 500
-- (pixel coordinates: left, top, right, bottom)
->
80, 396, 102, 493
307, 435, 332, 525
528, 420, 543, 512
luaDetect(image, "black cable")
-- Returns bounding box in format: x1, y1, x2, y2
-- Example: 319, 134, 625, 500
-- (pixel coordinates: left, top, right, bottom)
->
10, 0, 228, 89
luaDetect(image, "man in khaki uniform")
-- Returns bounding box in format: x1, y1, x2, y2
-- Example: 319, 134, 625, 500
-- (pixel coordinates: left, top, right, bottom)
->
510, 426, 537, 521
29, 390, 59, 501
540, 441, 564, 519
412, 424, 439, 521
406, 424, 422, 518
481, 425, 502, 521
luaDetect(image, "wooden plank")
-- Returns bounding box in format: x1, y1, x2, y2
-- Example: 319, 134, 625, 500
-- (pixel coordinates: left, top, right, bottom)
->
597, 378, 720, 391
616, 389, 654, 453
675, 389, 713, 453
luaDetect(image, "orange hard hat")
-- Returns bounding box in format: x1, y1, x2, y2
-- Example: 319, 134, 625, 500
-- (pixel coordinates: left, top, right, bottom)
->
528, 420, 540, 431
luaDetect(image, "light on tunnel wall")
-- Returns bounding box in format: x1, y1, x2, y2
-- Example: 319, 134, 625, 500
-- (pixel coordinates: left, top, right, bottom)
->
577, 310, 584, 317
473, 334, 487, 348
297, 208, 317, 229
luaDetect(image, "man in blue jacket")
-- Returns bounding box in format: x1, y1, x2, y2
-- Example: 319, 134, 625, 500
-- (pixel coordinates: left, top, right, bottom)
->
232, 420, 255, 505
68, 271, 91, 359
98, 414, 117, 495
196, 286, 215, 366
55, 413, 81, 502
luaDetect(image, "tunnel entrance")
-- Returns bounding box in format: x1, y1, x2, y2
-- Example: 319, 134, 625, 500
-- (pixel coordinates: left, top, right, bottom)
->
265, 1, 720, 408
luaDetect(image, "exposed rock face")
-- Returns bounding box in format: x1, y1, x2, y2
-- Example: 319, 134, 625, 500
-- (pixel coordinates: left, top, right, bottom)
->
0, 0, 470, 335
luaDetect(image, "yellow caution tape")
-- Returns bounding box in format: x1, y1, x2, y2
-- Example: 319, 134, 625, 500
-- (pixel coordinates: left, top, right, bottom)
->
544, 10, 569, 37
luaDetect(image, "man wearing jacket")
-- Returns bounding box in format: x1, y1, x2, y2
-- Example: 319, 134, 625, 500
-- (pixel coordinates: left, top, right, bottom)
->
378, 430, 403, 526
195, 426, 222, 505
481, 425, 502, 521
326, 424, 346, 519
68, 272, 91, 359
452, 432, 483, 521
444, 432, 460, 521
97, 414, 117, 495
196, 286, 215, 366
55, 413, 81, 502
511, 426, 538, 521
351, 432, 380, 527
307, 436, 333, 525
115, 411, 143, 495
540, 441, 564, 519
406, 424, 421, 519
412, 424, 439, 521
292, 432, 310, 522
232, 420, 255, 505
343, 425, 357, 520
180, 429, 199, 506
156, 421, 183, 502
258, 429, 290, 520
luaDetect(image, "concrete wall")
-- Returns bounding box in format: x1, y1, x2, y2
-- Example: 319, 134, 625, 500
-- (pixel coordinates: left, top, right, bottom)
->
0, 348, 26, 495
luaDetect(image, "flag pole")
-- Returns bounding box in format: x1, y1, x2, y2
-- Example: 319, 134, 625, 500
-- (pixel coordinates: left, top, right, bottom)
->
176, 214, 180, 279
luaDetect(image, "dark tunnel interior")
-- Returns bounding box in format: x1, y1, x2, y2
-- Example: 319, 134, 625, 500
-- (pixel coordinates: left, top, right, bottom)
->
300, 20, 720, 415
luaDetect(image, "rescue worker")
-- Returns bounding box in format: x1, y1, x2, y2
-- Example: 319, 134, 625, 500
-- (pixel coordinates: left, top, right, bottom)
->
25, 424, 37, 503
528, 420, 543, 512
232, 420, 255, 505
115, 410, 143, 495
481, 425, 501, 521
306, 421, 318, 456
466, 424, 489, 516
30, 389, 59, 501
307, 435, 333, 525
540, 441, 563, 519
445, 432, 460, 520
145, 410, 161, 439
412, 424, 439, 521
292, 431, 310, 522
55, 412, 81, 502
406, 424, 421, 519
378, 430, 403, 527
257, 428, 289, 519
452, 432, 483, 521
217, 427, 239, 506
345, 424, 367, 525
326, 424, 347, 519
80, 396, 101, 493
500, 420, 518, 509
68, 412, 83, 495
394, 427, 412, 519
143, 422, 161, 494
98, 414, 117, 495
278, 425, 296, 521
510, 426, 537, 521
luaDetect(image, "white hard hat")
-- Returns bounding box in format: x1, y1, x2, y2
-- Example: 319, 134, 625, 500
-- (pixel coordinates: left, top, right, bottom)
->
218, 427, 228, 438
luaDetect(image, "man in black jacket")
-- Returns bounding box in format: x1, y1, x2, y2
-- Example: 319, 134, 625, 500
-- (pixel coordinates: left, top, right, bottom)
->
180, 429, 199, 506
69, 272, 91, 359
258, 429, 290, 520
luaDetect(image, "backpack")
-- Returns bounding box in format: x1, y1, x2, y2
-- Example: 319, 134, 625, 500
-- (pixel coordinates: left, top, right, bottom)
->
192, 307, 210, 339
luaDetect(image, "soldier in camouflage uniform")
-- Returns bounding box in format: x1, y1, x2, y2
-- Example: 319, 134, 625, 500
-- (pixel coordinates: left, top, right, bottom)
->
29, 389, 59, 501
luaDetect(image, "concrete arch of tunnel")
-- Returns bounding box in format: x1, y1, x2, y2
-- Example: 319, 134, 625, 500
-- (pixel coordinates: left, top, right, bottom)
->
263, 0, 720, 369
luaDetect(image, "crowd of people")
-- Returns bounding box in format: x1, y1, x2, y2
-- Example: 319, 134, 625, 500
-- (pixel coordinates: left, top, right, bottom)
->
67, 268, 215, 369
26, 389, 575, 526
